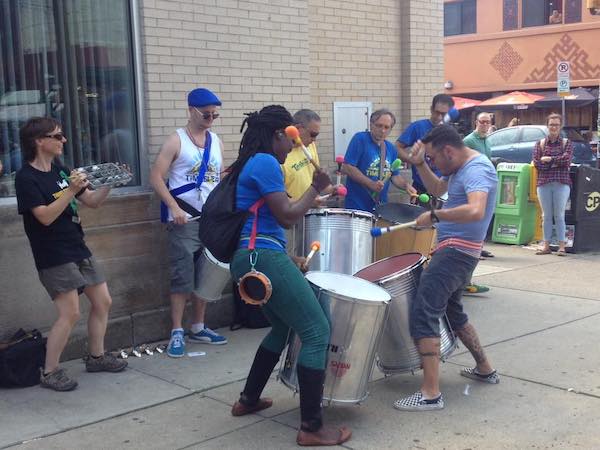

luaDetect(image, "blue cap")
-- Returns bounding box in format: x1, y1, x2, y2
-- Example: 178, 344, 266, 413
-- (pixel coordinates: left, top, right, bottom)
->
187, 88, 221, 107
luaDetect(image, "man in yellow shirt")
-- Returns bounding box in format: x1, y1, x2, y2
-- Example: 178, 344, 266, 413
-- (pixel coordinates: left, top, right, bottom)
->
283, 109, 321, 200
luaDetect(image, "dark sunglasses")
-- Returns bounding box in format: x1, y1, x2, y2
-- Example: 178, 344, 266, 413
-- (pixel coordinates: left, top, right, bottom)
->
309, 132, 319, 138
195, 108, 220, 120
45, 133, 66, 141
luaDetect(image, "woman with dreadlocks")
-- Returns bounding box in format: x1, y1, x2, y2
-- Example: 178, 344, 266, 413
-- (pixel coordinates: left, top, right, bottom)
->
229, 105, 352, 446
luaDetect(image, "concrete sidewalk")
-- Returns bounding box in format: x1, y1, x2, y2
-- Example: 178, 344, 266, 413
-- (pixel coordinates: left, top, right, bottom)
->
2, 243, 600, 449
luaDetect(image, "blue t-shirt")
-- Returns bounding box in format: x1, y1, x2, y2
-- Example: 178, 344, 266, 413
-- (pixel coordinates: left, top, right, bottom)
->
397, 119, 441, 192
437, 154, 498, 243
343, 131, 401, 213
236, 153, 286, 251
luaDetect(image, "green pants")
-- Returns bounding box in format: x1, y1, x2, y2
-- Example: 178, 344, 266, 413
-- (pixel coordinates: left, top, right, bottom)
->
230, 248, 331, 370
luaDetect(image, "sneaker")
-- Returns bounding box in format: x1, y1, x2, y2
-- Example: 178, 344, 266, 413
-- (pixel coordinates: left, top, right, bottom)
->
480, 250, 494, 258
393, 391, 444, 411
167, 330, 185, 357
464, 284, 490, 294
188, 327, 228, 345
40, 368, 78, 391
460, 367, 500, 384
84, 352, 128, 373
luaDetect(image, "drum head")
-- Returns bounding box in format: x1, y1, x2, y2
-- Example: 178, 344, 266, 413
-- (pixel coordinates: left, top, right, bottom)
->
375, 203, 426, 224
354, 253, 424, 283
305, 208, 375, 221
305, 272, 390, 303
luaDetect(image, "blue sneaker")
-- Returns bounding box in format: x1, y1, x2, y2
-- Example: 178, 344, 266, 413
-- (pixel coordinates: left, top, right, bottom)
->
167, 329, 185, 357
188, 327, 228, 345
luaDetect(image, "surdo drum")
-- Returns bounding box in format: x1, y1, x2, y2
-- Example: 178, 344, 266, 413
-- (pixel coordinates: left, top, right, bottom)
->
354, 253, 458, 374
279, 272, 390, 404
303, 208, 375, 275
193, 249, 230, 301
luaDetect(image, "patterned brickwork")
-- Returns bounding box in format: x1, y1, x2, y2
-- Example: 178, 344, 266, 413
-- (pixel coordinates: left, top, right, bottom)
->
490, 42, 523, 81
525, 34, 600, 83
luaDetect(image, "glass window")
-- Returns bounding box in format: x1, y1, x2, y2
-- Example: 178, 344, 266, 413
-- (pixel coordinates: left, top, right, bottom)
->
444, 0, 477, 36
522, 128, 546, 142
522, 0, 563, 27
500, 175, 518, 205
487, 128, 520, 147
0, 0, 140, 197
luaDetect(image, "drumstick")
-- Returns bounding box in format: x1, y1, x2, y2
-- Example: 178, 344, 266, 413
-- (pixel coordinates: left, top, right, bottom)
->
335, 155, 344, 185
370, 220, 417, 237
304, 241, 321, 266
317, 185, 347, 201
285, 126, 321, 171
370, 159, 403, 200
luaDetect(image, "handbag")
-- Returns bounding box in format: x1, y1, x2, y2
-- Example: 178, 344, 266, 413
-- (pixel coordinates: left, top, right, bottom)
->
0, 329, 46, 388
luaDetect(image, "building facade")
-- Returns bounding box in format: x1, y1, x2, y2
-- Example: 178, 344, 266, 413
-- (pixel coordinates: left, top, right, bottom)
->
0, 0, 444, 354
443, 0, 600, 127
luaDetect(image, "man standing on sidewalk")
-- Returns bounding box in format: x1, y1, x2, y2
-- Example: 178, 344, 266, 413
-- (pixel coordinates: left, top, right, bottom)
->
462, 111, 495, 293
394, 125, 499, 412
150, 88, 227, 358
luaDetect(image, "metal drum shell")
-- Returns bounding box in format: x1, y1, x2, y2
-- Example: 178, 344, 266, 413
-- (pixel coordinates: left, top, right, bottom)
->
303, 208, 375, 275
193, 249, 231, 302
279, 272, 390, 404
354, 253, 457, 374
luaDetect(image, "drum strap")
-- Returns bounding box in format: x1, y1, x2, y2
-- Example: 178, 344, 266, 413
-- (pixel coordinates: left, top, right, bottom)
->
247, 198, 266, 250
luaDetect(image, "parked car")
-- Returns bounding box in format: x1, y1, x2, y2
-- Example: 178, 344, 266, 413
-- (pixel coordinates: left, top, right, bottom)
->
487, 125, 597, 166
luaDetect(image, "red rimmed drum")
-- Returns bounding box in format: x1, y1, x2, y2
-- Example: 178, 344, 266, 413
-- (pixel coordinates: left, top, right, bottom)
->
354, 253, 457, 374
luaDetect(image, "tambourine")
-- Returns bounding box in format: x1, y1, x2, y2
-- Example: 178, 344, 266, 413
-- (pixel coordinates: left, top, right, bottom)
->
75, 162, 132, 189
238, 269, 272, 306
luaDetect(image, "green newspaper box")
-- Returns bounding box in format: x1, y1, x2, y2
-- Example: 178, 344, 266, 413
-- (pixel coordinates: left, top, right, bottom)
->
492, 163, 537, 244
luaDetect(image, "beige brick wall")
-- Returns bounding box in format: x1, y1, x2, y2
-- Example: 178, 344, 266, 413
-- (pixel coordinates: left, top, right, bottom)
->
140, 0, 443, 167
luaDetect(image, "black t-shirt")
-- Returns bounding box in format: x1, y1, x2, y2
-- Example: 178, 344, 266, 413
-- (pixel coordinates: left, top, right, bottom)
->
15, 163, 91, 270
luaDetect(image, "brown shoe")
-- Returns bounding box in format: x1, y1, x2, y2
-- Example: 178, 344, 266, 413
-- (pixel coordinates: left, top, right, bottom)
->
84, 352, 128, 373
40, 368, 78, 391
297, 425, 352, 446
231, 398, 273, 416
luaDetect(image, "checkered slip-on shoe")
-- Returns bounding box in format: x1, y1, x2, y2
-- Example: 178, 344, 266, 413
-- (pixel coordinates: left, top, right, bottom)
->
393, 392, 444, 411
460, 367, 500, 384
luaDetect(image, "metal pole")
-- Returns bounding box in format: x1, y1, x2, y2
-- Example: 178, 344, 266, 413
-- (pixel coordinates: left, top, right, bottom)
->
561, 98, 566, 126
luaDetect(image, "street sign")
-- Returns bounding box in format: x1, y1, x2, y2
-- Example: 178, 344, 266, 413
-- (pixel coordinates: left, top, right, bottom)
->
557, 61, 570, 97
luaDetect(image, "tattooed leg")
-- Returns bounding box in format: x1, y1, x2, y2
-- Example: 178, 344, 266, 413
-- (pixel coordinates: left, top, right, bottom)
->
455, 323, 493, 374
416, 337, 441, 398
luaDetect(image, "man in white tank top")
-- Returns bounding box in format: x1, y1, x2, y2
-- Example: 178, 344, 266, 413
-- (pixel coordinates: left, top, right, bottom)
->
150, 88, 227, 357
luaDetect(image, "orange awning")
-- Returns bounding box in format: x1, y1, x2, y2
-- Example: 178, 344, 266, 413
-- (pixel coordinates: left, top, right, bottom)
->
452, 96, 482, 110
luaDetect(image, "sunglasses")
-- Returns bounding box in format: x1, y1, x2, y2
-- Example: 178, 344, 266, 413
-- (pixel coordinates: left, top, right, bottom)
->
309, 132, 319, 138
478, 120, 491, 124
45, 133, 66, 141
195, 108, 220, 120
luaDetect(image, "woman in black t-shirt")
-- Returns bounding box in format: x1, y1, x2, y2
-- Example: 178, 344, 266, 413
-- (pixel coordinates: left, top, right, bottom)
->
15, 117, 127, 391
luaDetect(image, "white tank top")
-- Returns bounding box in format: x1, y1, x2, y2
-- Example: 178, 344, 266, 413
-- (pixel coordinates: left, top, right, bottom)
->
166, 128, 222, 221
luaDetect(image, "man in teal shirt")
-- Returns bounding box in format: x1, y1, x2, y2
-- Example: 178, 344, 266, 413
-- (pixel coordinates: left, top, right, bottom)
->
463, 112, 492, 159
463, 111, 493, 294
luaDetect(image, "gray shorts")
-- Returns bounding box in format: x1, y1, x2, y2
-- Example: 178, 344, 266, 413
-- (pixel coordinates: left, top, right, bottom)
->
38, 256, 106, 300
168, 221, 204, 293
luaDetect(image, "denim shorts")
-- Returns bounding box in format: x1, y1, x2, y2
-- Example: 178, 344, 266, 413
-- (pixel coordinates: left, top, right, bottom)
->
38, 256, 105, 300
409, 247, 478, 340
167, 221, 204, 293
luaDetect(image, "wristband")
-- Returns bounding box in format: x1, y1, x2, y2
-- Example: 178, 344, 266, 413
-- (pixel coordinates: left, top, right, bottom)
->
430, 210, 440, 223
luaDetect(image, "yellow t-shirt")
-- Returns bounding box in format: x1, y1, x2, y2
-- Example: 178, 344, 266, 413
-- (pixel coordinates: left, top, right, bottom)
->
282, 142, 320, 200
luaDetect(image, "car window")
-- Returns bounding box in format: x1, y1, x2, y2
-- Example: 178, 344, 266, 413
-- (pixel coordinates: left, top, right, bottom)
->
521, 128, 546, 142
487, 128, 520, 147
561, 128, 585, 141
0, 90, 41, 106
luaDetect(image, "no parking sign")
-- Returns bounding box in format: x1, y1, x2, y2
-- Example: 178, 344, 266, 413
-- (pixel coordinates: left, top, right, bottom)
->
557, 61, 570, 97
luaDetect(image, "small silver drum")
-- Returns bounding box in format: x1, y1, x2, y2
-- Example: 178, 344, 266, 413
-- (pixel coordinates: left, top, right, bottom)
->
193, 249, 230, 301
303, 208, 375, 275
279, 272, 390, 404
354, 253, 457, 374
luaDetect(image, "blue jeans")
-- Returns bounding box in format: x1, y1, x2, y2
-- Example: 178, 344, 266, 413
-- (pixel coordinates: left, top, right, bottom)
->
537, 182, 570, 242
410, 247, 478, 340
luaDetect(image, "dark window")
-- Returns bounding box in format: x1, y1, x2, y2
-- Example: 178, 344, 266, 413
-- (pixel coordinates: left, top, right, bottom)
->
564, 0, 582, 23
503, 0, 519, 30
487, 128, 520, 147
0, 0, 140, 197
444, 0, 477, 36
522, 0, 564, 27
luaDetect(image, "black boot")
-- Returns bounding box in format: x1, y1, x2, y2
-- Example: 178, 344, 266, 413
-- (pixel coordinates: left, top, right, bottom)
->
296, 364, 352, 446
231, 346, 279, 416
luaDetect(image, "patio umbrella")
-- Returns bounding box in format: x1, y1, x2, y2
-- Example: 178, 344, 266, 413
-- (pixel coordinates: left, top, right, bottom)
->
534, 87, 596, 108
478, 91, 544, 110
451, 96, 482, 110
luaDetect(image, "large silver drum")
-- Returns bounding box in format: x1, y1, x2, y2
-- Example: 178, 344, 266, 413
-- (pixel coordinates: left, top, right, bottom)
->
193, 249, 230, 302
303, 208, 375, 275
354, 253, 457, 374
279, 272, 390, 404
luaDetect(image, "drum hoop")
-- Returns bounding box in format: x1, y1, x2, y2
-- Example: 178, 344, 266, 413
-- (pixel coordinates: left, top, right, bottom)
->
305, 208, 375, 221
360, 253, 427, 286
204, 248, 230, 268
238, 270, 273, 306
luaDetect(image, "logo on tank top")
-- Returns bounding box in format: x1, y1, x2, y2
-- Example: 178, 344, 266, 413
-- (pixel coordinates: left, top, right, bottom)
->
185, 159, 220, 185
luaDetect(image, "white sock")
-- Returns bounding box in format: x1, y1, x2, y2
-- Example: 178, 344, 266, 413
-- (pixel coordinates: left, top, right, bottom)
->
171, 328, 184, 335
191, 323, 205, 333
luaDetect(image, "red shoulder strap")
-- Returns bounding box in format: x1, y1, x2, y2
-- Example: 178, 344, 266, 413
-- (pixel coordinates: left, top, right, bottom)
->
248, 198, 266, 250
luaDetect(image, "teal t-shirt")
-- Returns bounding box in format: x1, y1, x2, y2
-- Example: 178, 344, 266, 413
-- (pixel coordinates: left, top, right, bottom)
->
463, 131, 491, 159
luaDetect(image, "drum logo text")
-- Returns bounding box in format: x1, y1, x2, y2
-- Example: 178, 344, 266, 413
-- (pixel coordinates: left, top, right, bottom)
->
329, 360, 351, 378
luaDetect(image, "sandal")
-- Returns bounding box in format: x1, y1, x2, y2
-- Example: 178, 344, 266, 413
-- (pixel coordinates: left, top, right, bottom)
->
556, 250, 567, 256
535, 249, 552, 255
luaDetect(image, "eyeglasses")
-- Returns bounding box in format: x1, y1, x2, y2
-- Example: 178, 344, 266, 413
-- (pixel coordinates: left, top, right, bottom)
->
195, 108, 220, 120
548, 123, 561, 127
45, 133, 66, 141
309, 132, 319, 138
478, 120, 491, 124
